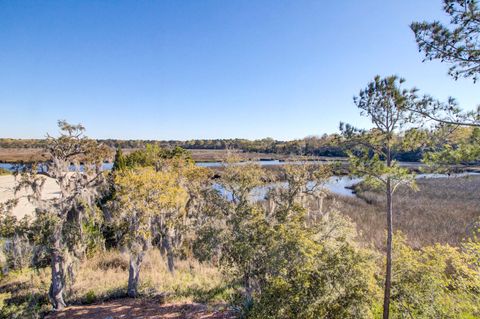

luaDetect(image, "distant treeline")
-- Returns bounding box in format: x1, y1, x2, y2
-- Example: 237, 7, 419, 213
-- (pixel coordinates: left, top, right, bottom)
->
0, 135, 427, 162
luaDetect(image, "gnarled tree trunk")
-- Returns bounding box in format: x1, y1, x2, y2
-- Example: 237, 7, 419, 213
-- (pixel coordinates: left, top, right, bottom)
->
127, 252, 144, 297
49, 240, 66, 310
162, 234, 175, 273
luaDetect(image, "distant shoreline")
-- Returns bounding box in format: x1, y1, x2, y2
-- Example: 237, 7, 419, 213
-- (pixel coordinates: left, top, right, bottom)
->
2, 147, 480, 176
0, 147, 346, 164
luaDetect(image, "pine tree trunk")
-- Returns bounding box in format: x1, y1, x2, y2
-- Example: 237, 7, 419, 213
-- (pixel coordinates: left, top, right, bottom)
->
49, 242, 66, 310
127, 252, 144, 298
383, 178, 393, 319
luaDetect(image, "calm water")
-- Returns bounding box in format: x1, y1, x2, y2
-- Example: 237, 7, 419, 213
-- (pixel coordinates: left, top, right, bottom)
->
196, 160, 321, 167
0, 162, 114, 172
1, 161, 477, 198
0, 160, 323, 172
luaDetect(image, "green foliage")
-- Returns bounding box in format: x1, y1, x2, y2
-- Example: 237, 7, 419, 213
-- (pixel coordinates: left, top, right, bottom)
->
111, 153, 211, 295
0, 203, 34, 272
207, 162, 379, 318
463, 221, 480, 268
411, 0, 480, 82
82, 214, 105, 258
113, 166, 188, 252
124, 144, 192, 168
220, 157, 267, 204
390, 233, 480, 318
247, 212, 379, 319
112, 147, 126, 172
343, 75, 421, 195
85, 290, 96, 304
0, 269, 50, 319
423, 127, 480, 170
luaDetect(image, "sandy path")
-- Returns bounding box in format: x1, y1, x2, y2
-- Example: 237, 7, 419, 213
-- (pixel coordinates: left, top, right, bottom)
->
44, 299, 237, 319
0, 175, 60, 219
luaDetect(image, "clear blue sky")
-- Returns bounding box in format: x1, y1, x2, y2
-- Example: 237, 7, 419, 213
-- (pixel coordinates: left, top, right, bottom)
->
0, 0, 478, 140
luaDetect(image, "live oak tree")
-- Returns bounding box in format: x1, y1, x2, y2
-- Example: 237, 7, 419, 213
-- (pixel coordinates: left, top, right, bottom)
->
421, 126, 480, 171
266, 162, 332, 223
150, 157, 210, 273
112, 155, 209, 297
117, 144, 208, 273
216, 158, 267, 304
215, 161, 378, 318
14, 121, 110, 310
342, 76, 421, 319
113, 166, 187, 297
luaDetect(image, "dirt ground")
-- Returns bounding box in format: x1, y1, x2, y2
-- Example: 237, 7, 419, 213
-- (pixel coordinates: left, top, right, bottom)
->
44, 299, 237, 319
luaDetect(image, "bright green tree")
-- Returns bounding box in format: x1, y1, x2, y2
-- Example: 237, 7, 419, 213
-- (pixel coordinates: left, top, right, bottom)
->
112, 156, 210, 295
113, 166, 188, 297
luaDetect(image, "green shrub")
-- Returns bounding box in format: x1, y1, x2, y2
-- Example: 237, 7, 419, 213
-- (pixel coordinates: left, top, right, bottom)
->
85, 290, 97, 304
245, 212, 379, 319
389, 233, 480, 318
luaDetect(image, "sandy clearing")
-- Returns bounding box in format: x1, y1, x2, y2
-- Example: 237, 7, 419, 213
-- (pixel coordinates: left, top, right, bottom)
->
44, 299, 237, 319
0, 175, 60, 219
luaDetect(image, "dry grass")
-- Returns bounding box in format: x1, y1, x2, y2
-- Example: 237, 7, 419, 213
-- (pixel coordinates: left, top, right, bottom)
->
326, 175, 480, 249
0, 250, 229, 318
0, 148, 49, 163
189, 149, 282, 162
71, 250, 228, 304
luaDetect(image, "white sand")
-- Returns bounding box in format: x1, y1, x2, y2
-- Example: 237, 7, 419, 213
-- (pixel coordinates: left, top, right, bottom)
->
0, 175, 60, 219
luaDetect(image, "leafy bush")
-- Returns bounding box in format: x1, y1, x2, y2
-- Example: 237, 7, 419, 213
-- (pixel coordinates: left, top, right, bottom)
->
245, 211, 379, 319
85, 290, 96, 304
212, 163, 379, 318
390, 233, 480, 318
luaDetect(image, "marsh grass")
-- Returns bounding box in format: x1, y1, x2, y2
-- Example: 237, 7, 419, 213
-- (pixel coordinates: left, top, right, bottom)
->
325, 175, 480, 249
